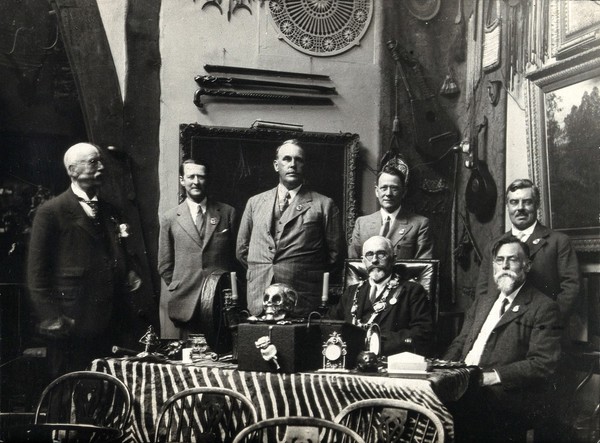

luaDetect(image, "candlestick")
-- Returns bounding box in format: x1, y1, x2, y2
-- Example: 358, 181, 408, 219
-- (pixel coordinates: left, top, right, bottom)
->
321, 272, 329, 304
230, 272, 238, 301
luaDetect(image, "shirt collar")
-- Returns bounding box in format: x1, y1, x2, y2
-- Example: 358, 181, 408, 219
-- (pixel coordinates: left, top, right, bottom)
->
278, 183, 302, 202
186, 197, 207, 214
512, 220, 537, 238
380, 206, 401, 222
71, 183, 97, 201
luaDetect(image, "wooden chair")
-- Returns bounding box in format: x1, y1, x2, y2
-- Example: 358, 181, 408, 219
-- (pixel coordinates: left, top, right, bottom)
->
4, 371, 132, 442
154, 387, 258, 443
232, 416, 366, 443
334, 399, 445, 443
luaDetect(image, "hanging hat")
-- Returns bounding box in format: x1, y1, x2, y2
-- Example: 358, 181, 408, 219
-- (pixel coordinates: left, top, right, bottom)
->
440, 69, 460, 97
406, 0, 441, 21
381, 154, 410, 187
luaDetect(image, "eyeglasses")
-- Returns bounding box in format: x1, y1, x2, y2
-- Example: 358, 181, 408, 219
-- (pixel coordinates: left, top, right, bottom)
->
493, 256, 521, 266
364, 250, 389, 261
78, 158, 103, 167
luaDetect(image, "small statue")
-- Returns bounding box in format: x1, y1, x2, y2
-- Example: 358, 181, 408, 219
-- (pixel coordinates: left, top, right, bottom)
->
248, 283, 298, 322
138, 325, 159, 357
356, 351, 379, 372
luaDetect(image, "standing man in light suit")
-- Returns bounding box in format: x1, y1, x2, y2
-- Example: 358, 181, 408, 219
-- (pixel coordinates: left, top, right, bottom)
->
348, 162, 433, 260
236, 140, 343, 317
158, 159, 236, 338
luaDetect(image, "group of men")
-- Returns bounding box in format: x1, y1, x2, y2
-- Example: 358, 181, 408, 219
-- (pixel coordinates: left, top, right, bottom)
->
28, 140, 580, 441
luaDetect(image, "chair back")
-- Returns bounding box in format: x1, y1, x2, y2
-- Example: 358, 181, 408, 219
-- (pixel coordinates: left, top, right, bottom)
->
154, 387, 258, 443
343, 259, 439, 324
334, 399, 445, 443
232, 416, 366, 443
34, 371, 132, 432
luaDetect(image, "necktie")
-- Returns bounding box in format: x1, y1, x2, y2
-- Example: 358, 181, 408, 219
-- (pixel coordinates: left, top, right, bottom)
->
196, 207, 205, 241
280, 192, 291, 213
500, 297, 510, 316
83, 200, 99, 219
515, 231, 527, 242
380, 216, 391, 237
369, 284, 378, 304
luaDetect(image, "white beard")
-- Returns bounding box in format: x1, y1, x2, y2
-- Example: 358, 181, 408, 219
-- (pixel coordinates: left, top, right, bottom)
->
368, 267, 388, 284
494, 270, 520, 294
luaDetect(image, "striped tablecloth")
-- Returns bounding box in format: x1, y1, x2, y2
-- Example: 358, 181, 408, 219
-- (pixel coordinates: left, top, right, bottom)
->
90, 357, 473, 443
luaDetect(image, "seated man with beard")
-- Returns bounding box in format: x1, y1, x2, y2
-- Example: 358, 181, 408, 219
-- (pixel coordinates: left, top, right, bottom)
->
444, 236, 562, 442
328, 235, 432, 356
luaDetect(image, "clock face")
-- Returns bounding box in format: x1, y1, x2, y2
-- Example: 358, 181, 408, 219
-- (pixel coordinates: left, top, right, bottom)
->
325, 343, 342, 361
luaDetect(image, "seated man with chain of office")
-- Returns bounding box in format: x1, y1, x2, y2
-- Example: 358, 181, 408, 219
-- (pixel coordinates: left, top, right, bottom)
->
327, 235, 432, 356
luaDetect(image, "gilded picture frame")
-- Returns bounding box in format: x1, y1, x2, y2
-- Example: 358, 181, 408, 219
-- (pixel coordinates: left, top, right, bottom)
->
525, 47, 600, 252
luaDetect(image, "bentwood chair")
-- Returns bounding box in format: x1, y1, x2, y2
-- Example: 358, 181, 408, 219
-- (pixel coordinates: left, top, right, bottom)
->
154, 387, 258, 443
6, 371, 132, 442
232, 416, 366, 443
334, 399, 445, 443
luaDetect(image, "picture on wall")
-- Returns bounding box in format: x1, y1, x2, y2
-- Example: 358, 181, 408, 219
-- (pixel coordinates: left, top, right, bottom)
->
544, 76, 600, 232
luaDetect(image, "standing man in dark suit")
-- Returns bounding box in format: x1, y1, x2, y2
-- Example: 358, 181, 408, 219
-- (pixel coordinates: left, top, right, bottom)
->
27, 143, 130, 378
158, 159, 236, 338
444, 236, 562, 441
476, 179, 580, 325
236, 139, 343, 317
328, 235, 432, 356
348, 163, 433, 259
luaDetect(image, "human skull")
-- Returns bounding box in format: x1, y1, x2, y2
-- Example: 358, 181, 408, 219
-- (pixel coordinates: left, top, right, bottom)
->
262, 283, 297, 321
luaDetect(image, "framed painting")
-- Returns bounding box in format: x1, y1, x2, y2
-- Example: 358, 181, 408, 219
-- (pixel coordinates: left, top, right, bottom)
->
179, 124, 360, 243
551, 0, 600, 58
525, 47, 600, 251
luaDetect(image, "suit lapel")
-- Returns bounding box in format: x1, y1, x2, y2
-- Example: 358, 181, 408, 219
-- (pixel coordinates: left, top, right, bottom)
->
389, 209, 413, 246
66, 189, 101, 239
470, 292, 500, 340
375, 283, 403, 324
355, 282, 371, 319
494, 283, 532, 330
527, 223, 550, 258
176, 202, 202, 246
203, 200, 221, 248
280, 188, 311, 227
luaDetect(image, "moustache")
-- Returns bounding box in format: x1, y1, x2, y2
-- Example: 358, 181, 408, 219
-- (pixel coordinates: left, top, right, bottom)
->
494, 270, 518, 281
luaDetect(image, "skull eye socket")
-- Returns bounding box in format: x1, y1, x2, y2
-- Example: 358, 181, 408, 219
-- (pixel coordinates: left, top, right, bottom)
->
272, 294, 282, 304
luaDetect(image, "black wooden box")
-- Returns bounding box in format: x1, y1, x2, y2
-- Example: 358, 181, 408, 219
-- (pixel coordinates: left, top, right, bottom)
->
236, 321, 366, 373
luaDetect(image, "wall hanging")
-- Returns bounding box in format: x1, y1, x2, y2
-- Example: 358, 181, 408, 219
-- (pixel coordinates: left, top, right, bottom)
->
267, 0, 373, 56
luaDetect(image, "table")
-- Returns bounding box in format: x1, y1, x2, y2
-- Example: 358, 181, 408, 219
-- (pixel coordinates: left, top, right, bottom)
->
90, 357, 474, 443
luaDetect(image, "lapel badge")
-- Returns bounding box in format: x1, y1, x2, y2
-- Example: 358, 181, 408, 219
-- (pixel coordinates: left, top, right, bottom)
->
296, 205, 303, 211
389, 297, 397, 305
512, 305, 520, 313
532, 238, 540, 245
210, 217, 217, 225
398, 228, 405, 235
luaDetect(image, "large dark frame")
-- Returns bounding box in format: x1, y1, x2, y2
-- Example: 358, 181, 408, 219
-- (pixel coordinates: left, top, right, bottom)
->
179, 124, 360, 243
525, 47, 600, 252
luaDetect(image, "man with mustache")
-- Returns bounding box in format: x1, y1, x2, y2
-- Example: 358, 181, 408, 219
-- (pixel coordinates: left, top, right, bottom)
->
444, 236, 561, 441
476, 179, 579, 325
348, 161, 433, 259
237, 140, 343, 317
328, 235, 432, 356
27, 143, 131, 377
158, 159, 237, 338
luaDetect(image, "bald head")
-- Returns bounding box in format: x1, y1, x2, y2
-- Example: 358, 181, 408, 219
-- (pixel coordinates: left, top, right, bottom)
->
63, 143, 104, 195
